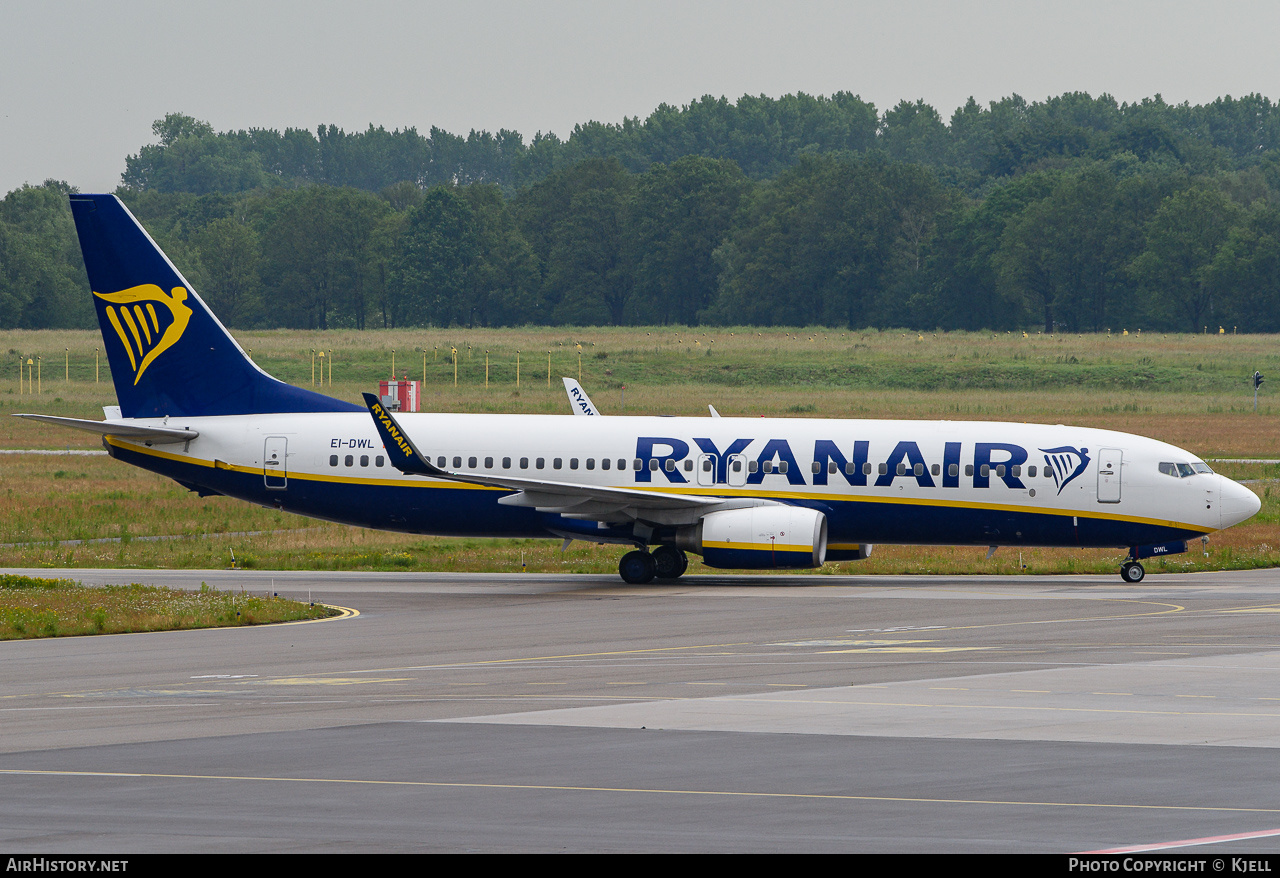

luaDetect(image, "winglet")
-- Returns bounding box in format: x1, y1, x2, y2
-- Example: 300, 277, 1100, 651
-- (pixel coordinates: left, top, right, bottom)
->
362, 392, 442, 476
562, 377, 601, 415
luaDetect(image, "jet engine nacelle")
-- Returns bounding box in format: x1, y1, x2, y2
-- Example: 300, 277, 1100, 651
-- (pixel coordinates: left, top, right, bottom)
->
678, 505, 828, 569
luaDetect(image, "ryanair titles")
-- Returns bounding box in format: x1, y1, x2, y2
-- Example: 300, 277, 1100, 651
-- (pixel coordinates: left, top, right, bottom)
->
369, 402, 415, 459
633, 435, 1090, 491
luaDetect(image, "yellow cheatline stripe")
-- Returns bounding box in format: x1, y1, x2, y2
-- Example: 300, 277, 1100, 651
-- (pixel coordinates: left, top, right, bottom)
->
105, 439, 1212, 532
634, 483, 1213, 532
704, 540, 812, 553
0, 768, 1278, 814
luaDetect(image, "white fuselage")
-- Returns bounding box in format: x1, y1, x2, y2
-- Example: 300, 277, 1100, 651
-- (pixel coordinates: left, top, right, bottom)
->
103, 412, 1259, 551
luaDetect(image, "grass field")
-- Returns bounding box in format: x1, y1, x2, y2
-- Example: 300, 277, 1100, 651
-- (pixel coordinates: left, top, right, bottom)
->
0, 573, 337, 639
1, 326, 1276, 577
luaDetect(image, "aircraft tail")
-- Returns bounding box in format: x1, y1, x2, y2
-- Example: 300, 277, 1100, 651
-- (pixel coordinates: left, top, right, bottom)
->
68, 194, 360, 418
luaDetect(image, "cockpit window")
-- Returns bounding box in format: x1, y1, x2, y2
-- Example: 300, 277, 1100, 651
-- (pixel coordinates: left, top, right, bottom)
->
1159, 461, 1211, 478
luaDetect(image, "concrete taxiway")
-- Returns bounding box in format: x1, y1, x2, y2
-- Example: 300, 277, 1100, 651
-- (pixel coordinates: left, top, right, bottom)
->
2, 567, 1279, 852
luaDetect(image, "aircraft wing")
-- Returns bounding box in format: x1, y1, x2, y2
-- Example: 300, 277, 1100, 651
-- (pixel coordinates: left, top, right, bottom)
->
362, 393, 717, 517
13, 413, 198, 443
562, 377, 600, 415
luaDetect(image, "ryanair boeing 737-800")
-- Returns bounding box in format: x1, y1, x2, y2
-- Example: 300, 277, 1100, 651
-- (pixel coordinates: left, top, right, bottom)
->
17, 194, 1261, 583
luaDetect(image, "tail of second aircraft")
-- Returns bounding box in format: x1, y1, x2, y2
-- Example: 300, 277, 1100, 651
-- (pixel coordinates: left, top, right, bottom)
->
68, 194, 360, 418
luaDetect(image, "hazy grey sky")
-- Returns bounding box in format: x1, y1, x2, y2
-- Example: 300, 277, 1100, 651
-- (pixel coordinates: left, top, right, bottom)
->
3, 1, 1278, 194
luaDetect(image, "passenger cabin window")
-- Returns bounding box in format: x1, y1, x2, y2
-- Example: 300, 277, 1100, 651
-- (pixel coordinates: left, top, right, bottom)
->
553, 458, 562, 469
330, 455, 339, 467
345, 455, 354, 467
601, 459, 610, 471
586, 459, 595, 470
503, 457, 511, 469
468, 456, 477, 468
949, 464, 959, 477
520, 457, 528, 469
376, 455, 385, 467
453, 456, 462, 468
360, 455, 369, 467
536, 458, 545, 469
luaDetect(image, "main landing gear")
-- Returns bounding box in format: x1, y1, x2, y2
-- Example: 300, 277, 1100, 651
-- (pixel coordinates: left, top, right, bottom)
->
618, 545, 688, 584
1120, 561, 1145, 583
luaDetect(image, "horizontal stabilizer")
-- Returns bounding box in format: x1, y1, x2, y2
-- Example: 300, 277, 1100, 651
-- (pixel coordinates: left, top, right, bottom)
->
13, 413, 198, 443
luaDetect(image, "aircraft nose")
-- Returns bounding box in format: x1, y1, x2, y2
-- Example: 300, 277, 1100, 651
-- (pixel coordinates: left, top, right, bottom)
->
1219, 476, 1262, 529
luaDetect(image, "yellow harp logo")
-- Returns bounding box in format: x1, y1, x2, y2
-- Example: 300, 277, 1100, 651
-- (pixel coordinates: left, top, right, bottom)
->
94, 285, 193, 385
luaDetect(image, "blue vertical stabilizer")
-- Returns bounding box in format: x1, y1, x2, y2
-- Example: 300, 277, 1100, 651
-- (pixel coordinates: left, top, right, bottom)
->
68, 194, 361, 418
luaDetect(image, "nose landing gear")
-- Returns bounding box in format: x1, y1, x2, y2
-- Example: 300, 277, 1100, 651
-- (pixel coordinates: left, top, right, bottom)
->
1120, 561, 1145, 583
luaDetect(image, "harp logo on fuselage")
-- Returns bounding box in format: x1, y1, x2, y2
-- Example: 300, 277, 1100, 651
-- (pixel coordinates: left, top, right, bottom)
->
1039, 446, 1091, 494
93, 285, 193, 385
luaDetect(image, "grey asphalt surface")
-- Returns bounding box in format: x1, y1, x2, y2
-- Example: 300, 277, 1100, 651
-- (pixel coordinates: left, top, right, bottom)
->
3, 567, 1280, 853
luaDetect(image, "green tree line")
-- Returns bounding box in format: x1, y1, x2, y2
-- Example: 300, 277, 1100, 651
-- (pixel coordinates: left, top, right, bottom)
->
6, 90, 1280, 332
